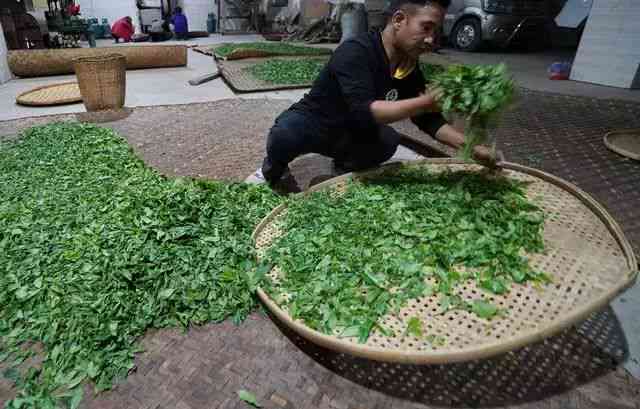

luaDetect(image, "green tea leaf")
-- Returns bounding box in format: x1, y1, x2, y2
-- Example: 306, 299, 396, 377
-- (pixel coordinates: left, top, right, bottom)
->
69, 387, 84, 409
406, 316, 423, 338
3, 368, 20, 383
238, 390, 261, 407
159, 288, 176, 299
470, 299, 499, 319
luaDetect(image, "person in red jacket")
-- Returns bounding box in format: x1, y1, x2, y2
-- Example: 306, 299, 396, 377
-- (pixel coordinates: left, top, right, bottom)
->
66, 0, 81, 16
111, 16, 135, 43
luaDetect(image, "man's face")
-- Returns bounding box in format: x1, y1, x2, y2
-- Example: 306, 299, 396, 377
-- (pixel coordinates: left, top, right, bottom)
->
394, 4, 445, 58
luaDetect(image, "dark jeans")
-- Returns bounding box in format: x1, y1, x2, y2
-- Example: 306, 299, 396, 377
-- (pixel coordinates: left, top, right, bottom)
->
262, 110, 400, 183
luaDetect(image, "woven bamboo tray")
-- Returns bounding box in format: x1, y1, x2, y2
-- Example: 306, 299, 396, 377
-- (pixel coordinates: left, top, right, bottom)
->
253, 159, 638, 364
15, 82, 82, 106
218, 56, 327, 93
8, 45, 187, 78
191, 45, 214, 56
604, 129, 640, 161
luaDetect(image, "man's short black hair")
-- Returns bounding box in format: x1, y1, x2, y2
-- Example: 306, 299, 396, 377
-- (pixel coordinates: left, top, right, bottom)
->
384, 0, 451, 19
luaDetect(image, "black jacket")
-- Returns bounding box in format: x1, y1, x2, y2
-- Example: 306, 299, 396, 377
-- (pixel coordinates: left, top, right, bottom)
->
291, 30, 447, 138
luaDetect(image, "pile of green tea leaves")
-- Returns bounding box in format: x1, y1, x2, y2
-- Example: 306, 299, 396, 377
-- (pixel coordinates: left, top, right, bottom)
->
0, 123, 280, 408
213, 42, 331, 58
247, 58, 326, 85
262, 167, 547, 343
430, 63, 515, 160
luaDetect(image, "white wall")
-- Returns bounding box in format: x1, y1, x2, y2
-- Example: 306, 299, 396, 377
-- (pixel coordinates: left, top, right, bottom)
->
78, 0, 214, 32
570, 0, 640, 89
78, 0, 141, 32
0, 22, 11, 84
182, 0, 216, 32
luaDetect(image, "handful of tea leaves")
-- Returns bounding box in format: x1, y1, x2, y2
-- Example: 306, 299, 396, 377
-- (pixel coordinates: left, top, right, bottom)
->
429, 63, 515, 160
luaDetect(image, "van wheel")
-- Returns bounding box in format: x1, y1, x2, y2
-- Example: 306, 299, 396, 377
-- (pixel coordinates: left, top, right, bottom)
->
452, 18, 482, 52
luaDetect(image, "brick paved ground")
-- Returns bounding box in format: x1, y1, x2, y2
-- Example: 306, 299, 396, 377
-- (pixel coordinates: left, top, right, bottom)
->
1, 94, 639, 408
62, 308, 640, 409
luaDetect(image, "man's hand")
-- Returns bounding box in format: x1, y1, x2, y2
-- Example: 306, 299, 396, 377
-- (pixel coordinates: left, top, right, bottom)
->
472, 145, 504, 169
419, 86, 443, 113
434, 125, 505, 169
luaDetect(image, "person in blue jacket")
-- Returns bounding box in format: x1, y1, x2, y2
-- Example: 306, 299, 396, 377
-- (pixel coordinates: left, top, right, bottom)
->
171, 7, 189, 40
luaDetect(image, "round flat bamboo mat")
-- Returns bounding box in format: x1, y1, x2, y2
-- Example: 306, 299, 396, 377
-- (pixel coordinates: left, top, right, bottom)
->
16, 82, 82, 106
604, 129, 640, 161
253, 159, 638, 364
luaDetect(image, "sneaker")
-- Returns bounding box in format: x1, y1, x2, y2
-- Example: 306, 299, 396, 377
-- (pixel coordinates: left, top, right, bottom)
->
244, 167, 301, 194
244, 167, 266, 184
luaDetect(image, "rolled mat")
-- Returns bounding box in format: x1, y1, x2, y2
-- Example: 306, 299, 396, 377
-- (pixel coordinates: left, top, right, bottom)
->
8, 45, 187, 78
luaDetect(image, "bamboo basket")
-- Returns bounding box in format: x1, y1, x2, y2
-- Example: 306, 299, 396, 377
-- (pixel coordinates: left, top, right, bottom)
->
73, 54, 126, 112
8, 45, 187, 78
253, 159, 638, 364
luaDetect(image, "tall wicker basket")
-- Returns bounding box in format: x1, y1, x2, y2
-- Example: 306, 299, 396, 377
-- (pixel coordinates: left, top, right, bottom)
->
73, 54, 126, 112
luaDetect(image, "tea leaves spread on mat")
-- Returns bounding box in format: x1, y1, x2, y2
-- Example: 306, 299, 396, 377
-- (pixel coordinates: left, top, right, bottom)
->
213, 42, 331, 58
0, 123, 280, 408
246, 58, 326, 85
262, 167, 546, 343
429, 64, 515, 160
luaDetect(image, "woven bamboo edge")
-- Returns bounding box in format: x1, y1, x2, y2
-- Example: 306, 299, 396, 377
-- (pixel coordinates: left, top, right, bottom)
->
15, 82, 82, 107
214, 46, 331, 61
252, 159, 638, 364
603, 129, 640, 161
191, 46, 214, 56
73, 53, 126, 63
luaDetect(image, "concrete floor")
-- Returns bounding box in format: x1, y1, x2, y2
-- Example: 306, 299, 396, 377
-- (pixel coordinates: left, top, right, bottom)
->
1, 36, 639, 122
0, 35, 308, 122
440, 47, 640, 102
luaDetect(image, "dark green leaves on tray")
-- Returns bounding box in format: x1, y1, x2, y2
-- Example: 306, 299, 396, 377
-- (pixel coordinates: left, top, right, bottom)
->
214, 42, 331, 58
0, 123, 280, 408
246, 58, 326, 85
429, 64, 515, 160
262, 167, 546, 343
